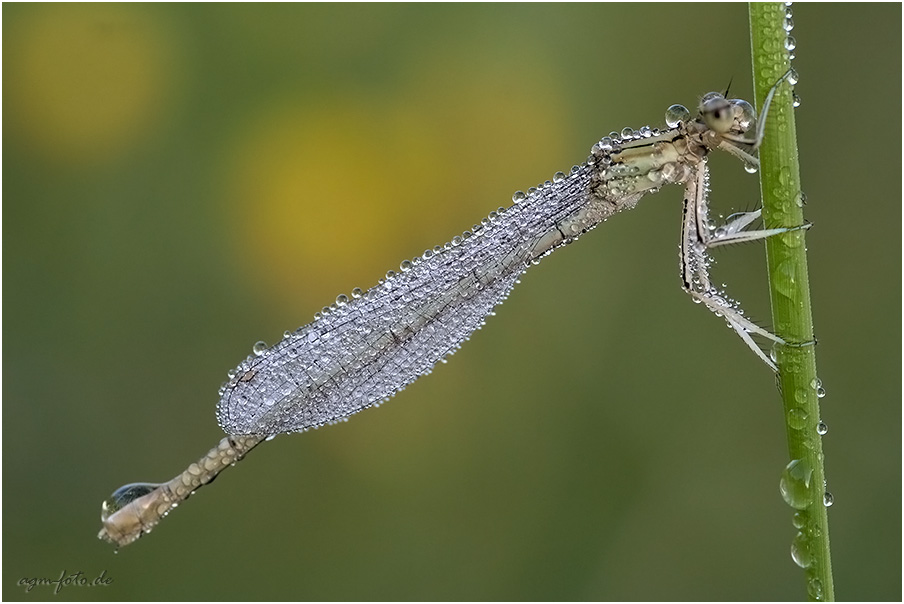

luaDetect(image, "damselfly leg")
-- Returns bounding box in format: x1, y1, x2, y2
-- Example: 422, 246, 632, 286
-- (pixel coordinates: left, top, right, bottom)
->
679, 159, 810, 372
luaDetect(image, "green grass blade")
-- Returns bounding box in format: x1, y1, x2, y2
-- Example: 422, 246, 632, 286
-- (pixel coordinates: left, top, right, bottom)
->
748, 3, 835, 601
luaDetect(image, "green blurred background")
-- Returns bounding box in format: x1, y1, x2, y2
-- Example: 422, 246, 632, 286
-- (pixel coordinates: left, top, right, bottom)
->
3, 3, 900, 601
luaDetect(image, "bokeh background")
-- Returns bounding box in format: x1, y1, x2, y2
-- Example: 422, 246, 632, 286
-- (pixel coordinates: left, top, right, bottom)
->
3, 4, 900, 601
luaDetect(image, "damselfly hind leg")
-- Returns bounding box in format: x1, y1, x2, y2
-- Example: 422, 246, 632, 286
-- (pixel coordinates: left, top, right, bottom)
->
679, 162, 810, 372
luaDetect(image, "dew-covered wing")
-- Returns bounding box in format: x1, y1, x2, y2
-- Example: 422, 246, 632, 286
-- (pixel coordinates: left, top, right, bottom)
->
216, 166, 601, 436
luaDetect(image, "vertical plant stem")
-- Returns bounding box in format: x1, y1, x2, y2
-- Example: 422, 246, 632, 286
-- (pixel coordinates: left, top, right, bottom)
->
748, 3, 834, 601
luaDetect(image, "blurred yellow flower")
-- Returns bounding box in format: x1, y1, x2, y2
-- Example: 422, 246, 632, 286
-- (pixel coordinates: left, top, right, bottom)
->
6, 4, 174, 164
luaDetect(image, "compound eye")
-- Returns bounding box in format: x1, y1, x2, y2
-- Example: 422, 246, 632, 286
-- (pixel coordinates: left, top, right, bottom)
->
730, 99, 756, 133
700, 92, 734, 133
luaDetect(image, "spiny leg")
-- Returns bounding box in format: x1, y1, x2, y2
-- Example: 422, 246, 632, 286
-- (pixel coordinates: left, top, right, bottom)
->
706, 209, 811, 249
679, 161, 807, 372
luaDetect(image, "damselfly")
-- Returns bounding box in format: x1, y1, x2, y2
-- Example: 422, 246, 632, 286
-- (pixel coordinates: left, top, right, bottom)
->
98, 72, 806, 548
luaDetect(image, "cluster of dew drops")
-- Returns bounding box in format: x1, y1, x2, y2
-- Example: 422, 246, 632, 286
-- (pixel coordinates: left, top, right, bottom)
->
780, 370, 833, 591
783, 3, 802, 109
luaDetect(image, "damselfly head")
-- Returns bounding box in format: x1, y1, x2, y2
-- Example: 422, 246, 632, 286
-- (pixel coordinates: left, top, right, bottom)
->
699, 92, 734, 134
700, 93, 757, 136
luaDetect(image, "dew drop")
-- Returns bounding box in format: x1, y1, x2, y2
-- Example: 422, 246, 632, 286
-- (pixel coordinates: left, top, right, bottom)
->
252, 341, 267, 356
791, 531, 812, 568
785, 35, 797, 51
665, 104, 690, 128
422, 249, 433, 260
399, 260, 413, 272
792, 510, 807, 529
621, 127, 634, 139
809, 377, 826, 398
780, 458, 813, 510
553, 171, 566, 183
774, 258, 797, 299
816, 421, 828, 435
101, 483, 161, 520
351, 287, 363, 299
807, 577, 824, 601
744, 163, 758, 174
335, 293, 349, 306
788, 68, 800, 85
792, 92, 802, 108
512, 190, 526, 203
730, 99, 756, 132
823, 491, 834, 507
783, 17, 795, 32
787, 407, 809, 430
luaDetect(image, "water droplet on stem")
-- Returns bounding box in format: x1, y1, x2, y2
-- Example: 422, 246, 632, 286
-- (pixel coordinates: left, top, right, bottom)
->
780, 459, 813, 510
791, 531, 812, 568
